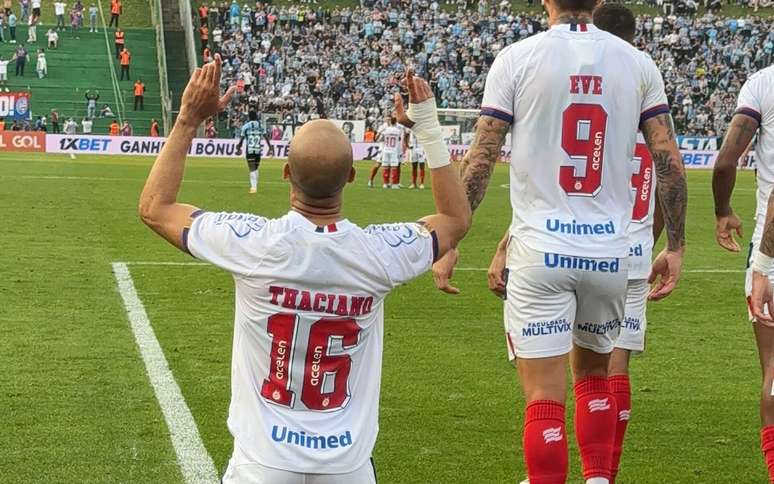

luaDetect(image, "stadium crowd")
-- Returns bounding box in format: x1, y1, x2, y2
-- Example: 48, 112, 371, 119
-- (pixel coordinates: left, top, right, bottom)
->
197, 0, 773, 138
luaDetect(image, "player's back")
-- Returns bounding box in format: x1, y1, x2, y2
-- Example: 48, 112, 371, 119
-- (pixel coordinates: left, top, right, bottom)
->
242, 120, 264, 152
483, 24, 668, 258
737, 65, 774, 230
381, 126, 403, 153
184, 210, 434, 474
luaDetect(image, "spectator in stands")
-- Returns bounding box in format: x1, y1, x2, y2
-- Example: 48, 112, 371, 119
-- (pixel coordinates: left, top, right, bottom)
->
33, 115, 46, 131
26, 14, 37, 43
88, 3, 96, 32
0, 55, 8, 91
81, 116, 92, 134
109, 0, 120, 28
114, 27, 124, 58
54, 1, 66, 31
35, 48, 45, 78
133, 79, 144, 110
19, 0, 28, 22
150, 118, 159, 137
85, 89, 99, 118
10, 120, 21, 130
198, 3, 207, 26
205, 117, 217, 138
3, 0, 11, 15
7, 9, 16, 43
46, 28, 57, 48
63, 117, 77, 134
0, 11, 6, 43
69, 6, 81, 38
0, 118, 5, 130
31, 0, 39, 18
120, 119, 131, 136
108, 119, 118, 135
12, 43, 26, 76
118, 46, 130, 80
50, 109, 59, 133
99, 104, 114, 118
199, 22, 209, 53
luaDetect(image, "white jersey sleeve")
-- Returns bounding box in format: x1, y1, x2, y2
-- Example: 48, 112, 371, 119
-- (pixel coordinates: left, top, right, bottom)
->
185, 211, 269, 275
639, 54, 670, 123
363, 223, 437, 287
480, 47, 516, 123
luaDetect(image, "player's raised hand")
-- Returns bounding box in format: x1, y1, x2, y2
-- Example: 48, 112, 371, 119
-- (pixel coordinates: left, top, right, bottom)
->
751, 271, 774, 325
433, 248, 460, 295
179, 54, 237, 125
716, 213, 744, 252
394, 68, 434, 128
647, 248, 683, 301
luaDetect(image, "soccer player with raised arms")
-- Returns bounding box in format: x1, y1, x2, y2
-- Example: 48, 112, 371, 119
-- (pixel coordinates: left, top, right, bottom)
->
433, 0, 688, 481
713, 63, 774, 481
138, 56, 471, 483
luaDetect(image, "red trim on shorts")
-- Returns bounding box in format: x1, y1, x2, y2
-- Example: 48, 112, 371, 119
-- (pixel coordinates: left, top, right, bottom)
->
505, 332, 516, 356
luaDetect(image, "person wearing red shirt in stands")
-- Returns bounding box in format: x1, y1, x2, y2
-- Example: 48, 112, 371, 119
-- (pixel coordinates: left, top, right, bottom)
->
133, 79, 145, 110
109, 0, 121, 28
150, 119, 160, 137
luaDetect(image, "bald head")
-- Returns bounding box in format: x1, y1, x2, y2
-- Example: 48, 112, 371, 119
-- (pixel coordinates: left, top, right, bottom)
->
287, 120, 354, 199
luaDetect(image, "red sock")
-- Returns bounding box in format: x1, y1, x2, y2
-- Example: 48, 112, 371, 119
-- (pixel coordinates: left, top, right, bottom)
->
609, 375, 631, 483
391, 167, 400, 185
411, 164, 417, 185
523, 400, 568, 484
369, 164, 379, 183
575, 376, 617, 481
382, 167, 390, 185
761, 426, 774, 483
419, 165, 425, 184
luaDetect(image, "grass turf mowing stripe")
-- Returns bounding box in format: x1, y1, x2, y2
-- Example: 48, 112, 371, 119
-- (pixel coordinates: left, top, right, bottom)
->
112, 262, 219, 484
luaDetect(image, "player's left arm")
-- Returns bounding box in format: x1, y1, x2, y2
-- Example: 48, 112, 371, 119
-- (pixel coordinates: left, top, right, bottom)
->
139, 55, 235, 252
640, 112, 687, 300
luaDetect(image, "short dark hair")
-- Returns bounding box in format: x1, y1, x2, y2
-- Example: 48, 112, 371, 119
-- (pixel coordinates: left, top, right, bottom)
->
554, 0, 599, 15
248, 111, 258, 121
593, 3, 636, 43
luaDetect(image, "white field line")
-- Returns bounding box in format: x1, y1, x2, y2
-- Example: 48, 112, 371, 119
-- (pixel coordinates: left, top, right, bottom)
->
112, 262, 219, 484
2, 174, 286, 186
122, 261, 744, 274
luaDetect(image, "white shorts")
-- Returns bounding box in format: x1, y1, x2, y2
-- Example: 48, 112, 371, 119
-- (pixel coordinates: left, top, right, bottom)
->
504, 237, 628, 360
411, 149, 425, 164
380, 150, 399, 167
615, 279, 649, 353
223, 441, 377, 484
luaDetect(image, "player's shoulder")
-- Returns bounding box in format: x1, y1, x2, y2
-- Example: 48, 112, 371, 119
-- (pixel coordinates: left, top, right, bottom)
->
745, 65, 774, 87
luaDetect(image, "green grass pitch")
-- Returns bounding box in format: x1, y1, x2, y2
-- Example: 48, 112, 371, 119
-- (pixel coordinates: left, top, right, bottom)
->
0, 151, 766, 482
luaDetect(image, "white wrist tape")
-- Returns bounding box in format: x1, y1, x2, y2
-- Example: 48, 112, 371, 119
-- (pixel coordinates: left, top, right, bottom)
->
407, 98, 450, 169
752, 251, 774, 275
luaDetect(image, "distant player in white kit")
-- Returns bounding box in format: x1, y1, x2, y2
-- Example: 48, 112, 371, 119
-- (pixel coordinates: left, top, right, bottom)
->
433, 0, 688, 481
408, 131, 426, 190
713, 64, 774, 482
377, 115, 405, 189
138, 57, 470, 484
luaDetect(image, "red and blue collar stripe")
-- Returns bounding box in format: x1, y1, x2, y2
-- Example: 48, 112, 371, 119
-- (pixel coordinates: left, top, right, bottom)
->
315, 224, 339, 233
569, 23, 588, 32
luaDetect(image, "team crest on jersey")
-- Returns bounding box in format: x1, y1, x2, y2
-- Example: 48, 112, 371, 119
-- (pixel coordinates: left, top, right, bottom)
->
365, 223, 428, 247
213, 212, 267, 238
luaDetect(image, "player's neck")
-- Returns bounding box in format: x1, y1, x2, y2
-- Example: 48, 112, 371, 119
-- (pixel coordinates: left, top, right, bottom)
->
551, 11, 592, 26
291, 198, 344, 226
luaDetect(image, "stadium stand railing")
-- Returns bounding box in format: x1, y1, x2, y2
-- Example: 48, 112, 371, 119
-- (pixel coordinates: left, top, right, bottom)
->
150, 0, 173, 136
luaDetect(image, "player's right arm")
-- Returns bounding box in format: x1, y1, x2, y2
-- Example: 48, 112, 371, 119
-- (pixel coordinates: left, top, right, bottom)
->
712, 113, 759, 252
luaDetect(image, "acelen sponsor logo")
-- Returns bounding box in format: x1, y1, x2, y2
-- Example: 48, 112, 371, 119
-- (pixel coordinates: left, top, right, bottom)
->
0, 131, 45, 152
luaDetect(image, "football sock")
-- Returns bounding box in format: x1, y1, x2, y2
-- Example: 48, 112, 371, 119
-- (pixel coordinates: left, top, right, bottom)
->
391, 167, 400, 185
369, 164, 379, 182
523, 400, 568, 484
575, 376, 616, 482
609, 375, 631, 483
419, 165, 425, 184
382, 168, 390, 185
761, 425, 774, 483
249, 170, 258, 190
411, 164, 417, 185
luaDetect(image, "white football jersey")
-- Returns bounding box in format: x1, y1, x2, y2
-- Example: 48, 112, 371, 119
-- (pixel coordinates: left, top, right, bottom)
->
378, 125, 404, 155
481, 23, 668, 258
627, 134, 657, 280
737, 66, 774, 248
186, 210, 436, 474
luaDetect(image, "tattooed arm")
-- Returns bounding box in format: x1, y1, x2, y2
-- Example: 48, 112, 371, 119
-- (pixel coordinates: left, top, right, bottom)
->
460, 115, 511, 211
640, 112, 687, 300
712, 113, 759, 252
